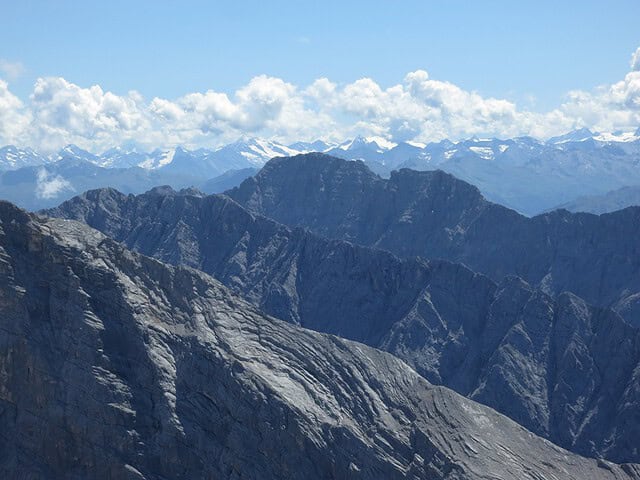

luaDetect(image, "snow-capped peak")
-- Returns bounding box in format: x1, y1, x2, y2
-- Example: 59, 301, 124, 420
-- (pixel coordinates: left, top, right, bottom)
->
288, 140, 335, 152
593, 130, 640, 143
101, 141, 142, 157
60, 144, 92, 156
215, 137, 302, 166
0, 145, 48, 170
547, 128, 595, 145
54, 145, 100, 165
339, 135, 397, 152
366, 136, 397, 150
137, 148, 177, 169
545, 128, 640, 146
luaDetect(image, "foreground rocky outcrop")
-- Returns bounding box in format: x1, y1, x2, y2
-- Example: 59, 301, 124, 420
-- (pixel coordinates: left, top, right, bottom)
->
46, 187, 640, 464
4, 201, 640, 479
227, 153, 640, 326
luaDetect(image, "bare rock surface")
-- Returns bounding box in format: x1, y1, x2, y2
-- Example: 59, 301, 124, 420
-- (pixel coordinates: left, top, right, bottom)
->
5, 201, 640, 478
45, 186, 640, 464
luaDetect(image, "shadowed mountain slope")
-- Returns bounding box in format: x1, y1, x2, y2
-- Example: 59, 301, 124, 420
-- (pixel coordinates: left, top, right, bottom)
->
227, 153, 640, 326
6, 201, 640, 478
46, 187, 640, 463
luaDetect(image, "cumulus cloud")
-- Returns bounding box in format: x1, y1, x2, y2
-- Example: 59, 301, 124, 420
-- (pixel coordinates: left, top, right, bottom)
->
555, 69, 640, 133
0, 47, 639, 152
0, 79, 30, 144
35, 168, 73, 199
305, 78, 336, 100
27, 77, 149, 151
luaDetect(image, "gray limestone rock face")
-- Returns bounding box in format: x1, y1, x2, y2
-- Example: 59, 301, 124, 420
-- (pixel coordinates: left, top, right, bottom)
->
227, 153, 640, 327
4, 201, 640, 479
45, 186, 640, 464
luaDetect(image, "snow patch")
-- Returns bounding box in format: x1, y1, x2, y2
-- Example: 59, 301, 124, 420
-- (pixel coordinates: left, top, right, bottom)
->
158, 149, 176, 167
593, 131, 639, 143
469, 146, 494, 160
339, 136, 397, 151
367, 136, 397, 150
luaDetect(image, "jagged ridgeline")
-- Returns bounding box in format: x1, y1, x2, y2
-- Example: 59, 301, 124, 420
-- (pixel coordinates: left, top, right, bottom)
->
46, 159, 640, 465
3, 129, 640, 214
4, 202, 640, 478
228, 153, 640, 326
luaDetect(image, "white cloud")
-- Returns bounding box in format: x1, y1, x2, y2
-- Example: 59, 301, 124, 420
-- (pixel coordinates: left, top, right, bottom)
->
0, 79, 30, 145
27, 77, 149, 152
149, 97, 185, 122
0, 60, 25, 80
35, 168, 73, 199
631, 47, 640, 72
0, 46, 639, 152
305, 78, 336, 100
555, 70, 640, 133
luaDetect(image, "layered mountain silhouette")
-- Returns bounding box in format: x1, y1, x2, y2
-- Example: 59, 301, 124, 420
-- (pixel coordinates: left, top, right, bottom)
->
228, 153, 640, 327
6, 201, 640, 478
0, 157, 257, 211
323, 130, 640, 215
46, 184, 640, 463
552, 185, 640, 214
4, 127, 640, 214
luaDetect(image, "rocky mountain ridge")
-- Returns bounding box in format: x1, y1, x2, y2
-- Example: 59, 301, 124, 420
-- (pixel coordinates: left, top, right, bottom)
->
228, 153, 640, 327
5, 200, 639, 478
46, 185, 640, 463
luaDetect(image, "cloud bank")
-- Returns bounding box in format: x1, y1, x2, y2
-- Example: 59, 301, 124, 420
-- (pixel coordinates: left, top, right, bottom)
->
1, 48, 639, 152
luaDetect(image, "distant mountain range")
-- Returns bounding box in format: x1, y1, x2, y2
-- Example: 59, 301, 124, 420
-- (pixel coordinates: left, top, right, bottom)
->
2, 127, 640, 213
551, 185, 640, 214
323, 128, 640, 215
0, 158, 255, 211
0, 139, 320, 210
0, 138, 325, 174
46, 155, 640, 464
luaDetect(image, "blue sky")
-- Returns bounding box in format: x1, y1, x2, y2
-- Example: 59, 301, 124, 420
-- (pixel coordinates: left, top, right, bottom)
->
1, 0, 639, 150
2, 0, 639, 107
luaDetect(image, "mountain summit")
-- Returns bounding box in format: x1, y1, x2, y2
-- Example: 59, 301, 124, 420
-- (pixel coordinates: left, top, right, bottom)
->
228, 153, 640, 326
